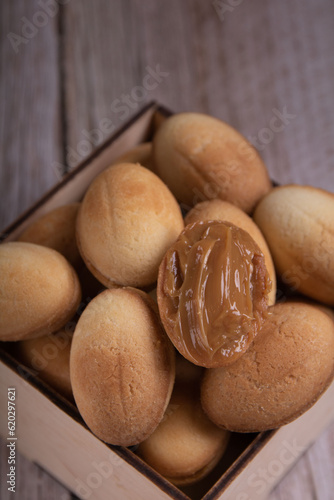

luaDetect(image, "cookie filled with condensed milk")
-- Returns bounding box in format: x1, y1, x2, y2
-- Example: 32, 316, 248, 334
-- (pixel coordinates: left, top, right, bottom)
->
157, 220, 271, 368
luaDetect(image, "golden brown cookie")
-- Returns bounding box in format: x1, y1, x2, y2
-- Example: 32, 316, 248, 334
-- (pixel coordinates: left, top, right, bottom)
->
16, 328, 73, 400
0, 242, 81, 341
18, 203, 81, 269
137, 383, 229, 485
253, 185, 334, 305
185, 199, 276, 305
157, 220, 271, 368
76, 163, 184, 288
201, 301, 334, 432
17, 202, 105, 299
70, 287, 175, 446
112, 142, 155, 172
153, 112, 272, 213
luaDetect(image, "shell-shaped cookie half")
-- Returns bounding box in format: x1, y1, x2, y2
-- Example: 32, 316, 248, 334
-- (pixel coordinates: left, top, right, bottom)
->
76, 162, 184, 289
16, 328, 73, 401
137, 382, 229, 486
18, 202, 82, 269
201, 301, 334, 432
153, 112, 272, 213
254, 185, 334, 305
70, 287, 175, 447
0, 242, 81, 341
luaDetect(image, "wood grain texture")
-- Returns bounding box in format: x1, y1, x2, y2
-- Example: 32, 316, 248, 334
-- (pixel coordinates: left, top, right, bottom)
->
62, 0, 334, 189
269, 421, 334, 500
0, 438, 72, 500
0, 0, 61, 231
1, 0, 334, 499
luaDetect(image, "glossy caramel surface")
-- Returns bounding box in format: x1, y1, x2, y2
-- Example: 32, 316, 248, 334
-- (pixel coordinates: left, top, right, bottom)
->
158, 221, 271, 367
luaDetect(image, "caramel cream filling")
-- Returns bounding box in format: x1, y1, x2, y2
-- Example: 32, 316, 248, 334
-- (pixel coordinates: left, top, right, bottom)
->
159, 221, 271, 367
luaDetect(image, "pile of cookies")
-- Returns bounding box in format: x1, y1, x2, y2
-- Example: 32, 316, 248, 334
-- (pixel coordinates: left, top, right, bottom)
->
1, 112, 334, 486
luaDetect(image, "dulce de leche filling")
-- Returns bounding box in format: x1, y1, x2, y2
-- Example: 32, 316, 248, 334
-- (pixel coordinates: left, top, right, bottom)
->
157, 220, 271, 368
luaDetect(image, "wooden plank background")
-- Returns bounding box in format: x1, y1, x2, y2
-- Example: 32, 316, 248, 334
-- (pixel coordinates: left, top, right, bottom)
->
1, 0, 334, 499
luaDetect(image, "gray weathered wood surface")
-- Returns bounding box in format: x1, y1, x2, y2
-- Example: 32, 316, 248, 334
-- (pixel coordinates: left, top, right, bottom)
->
1, 1, 334, 499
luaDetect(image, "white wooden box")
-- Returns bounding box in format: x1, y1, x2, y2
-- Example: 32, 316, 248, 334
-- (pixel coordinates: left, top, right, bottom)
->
1, 102, 334, 500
